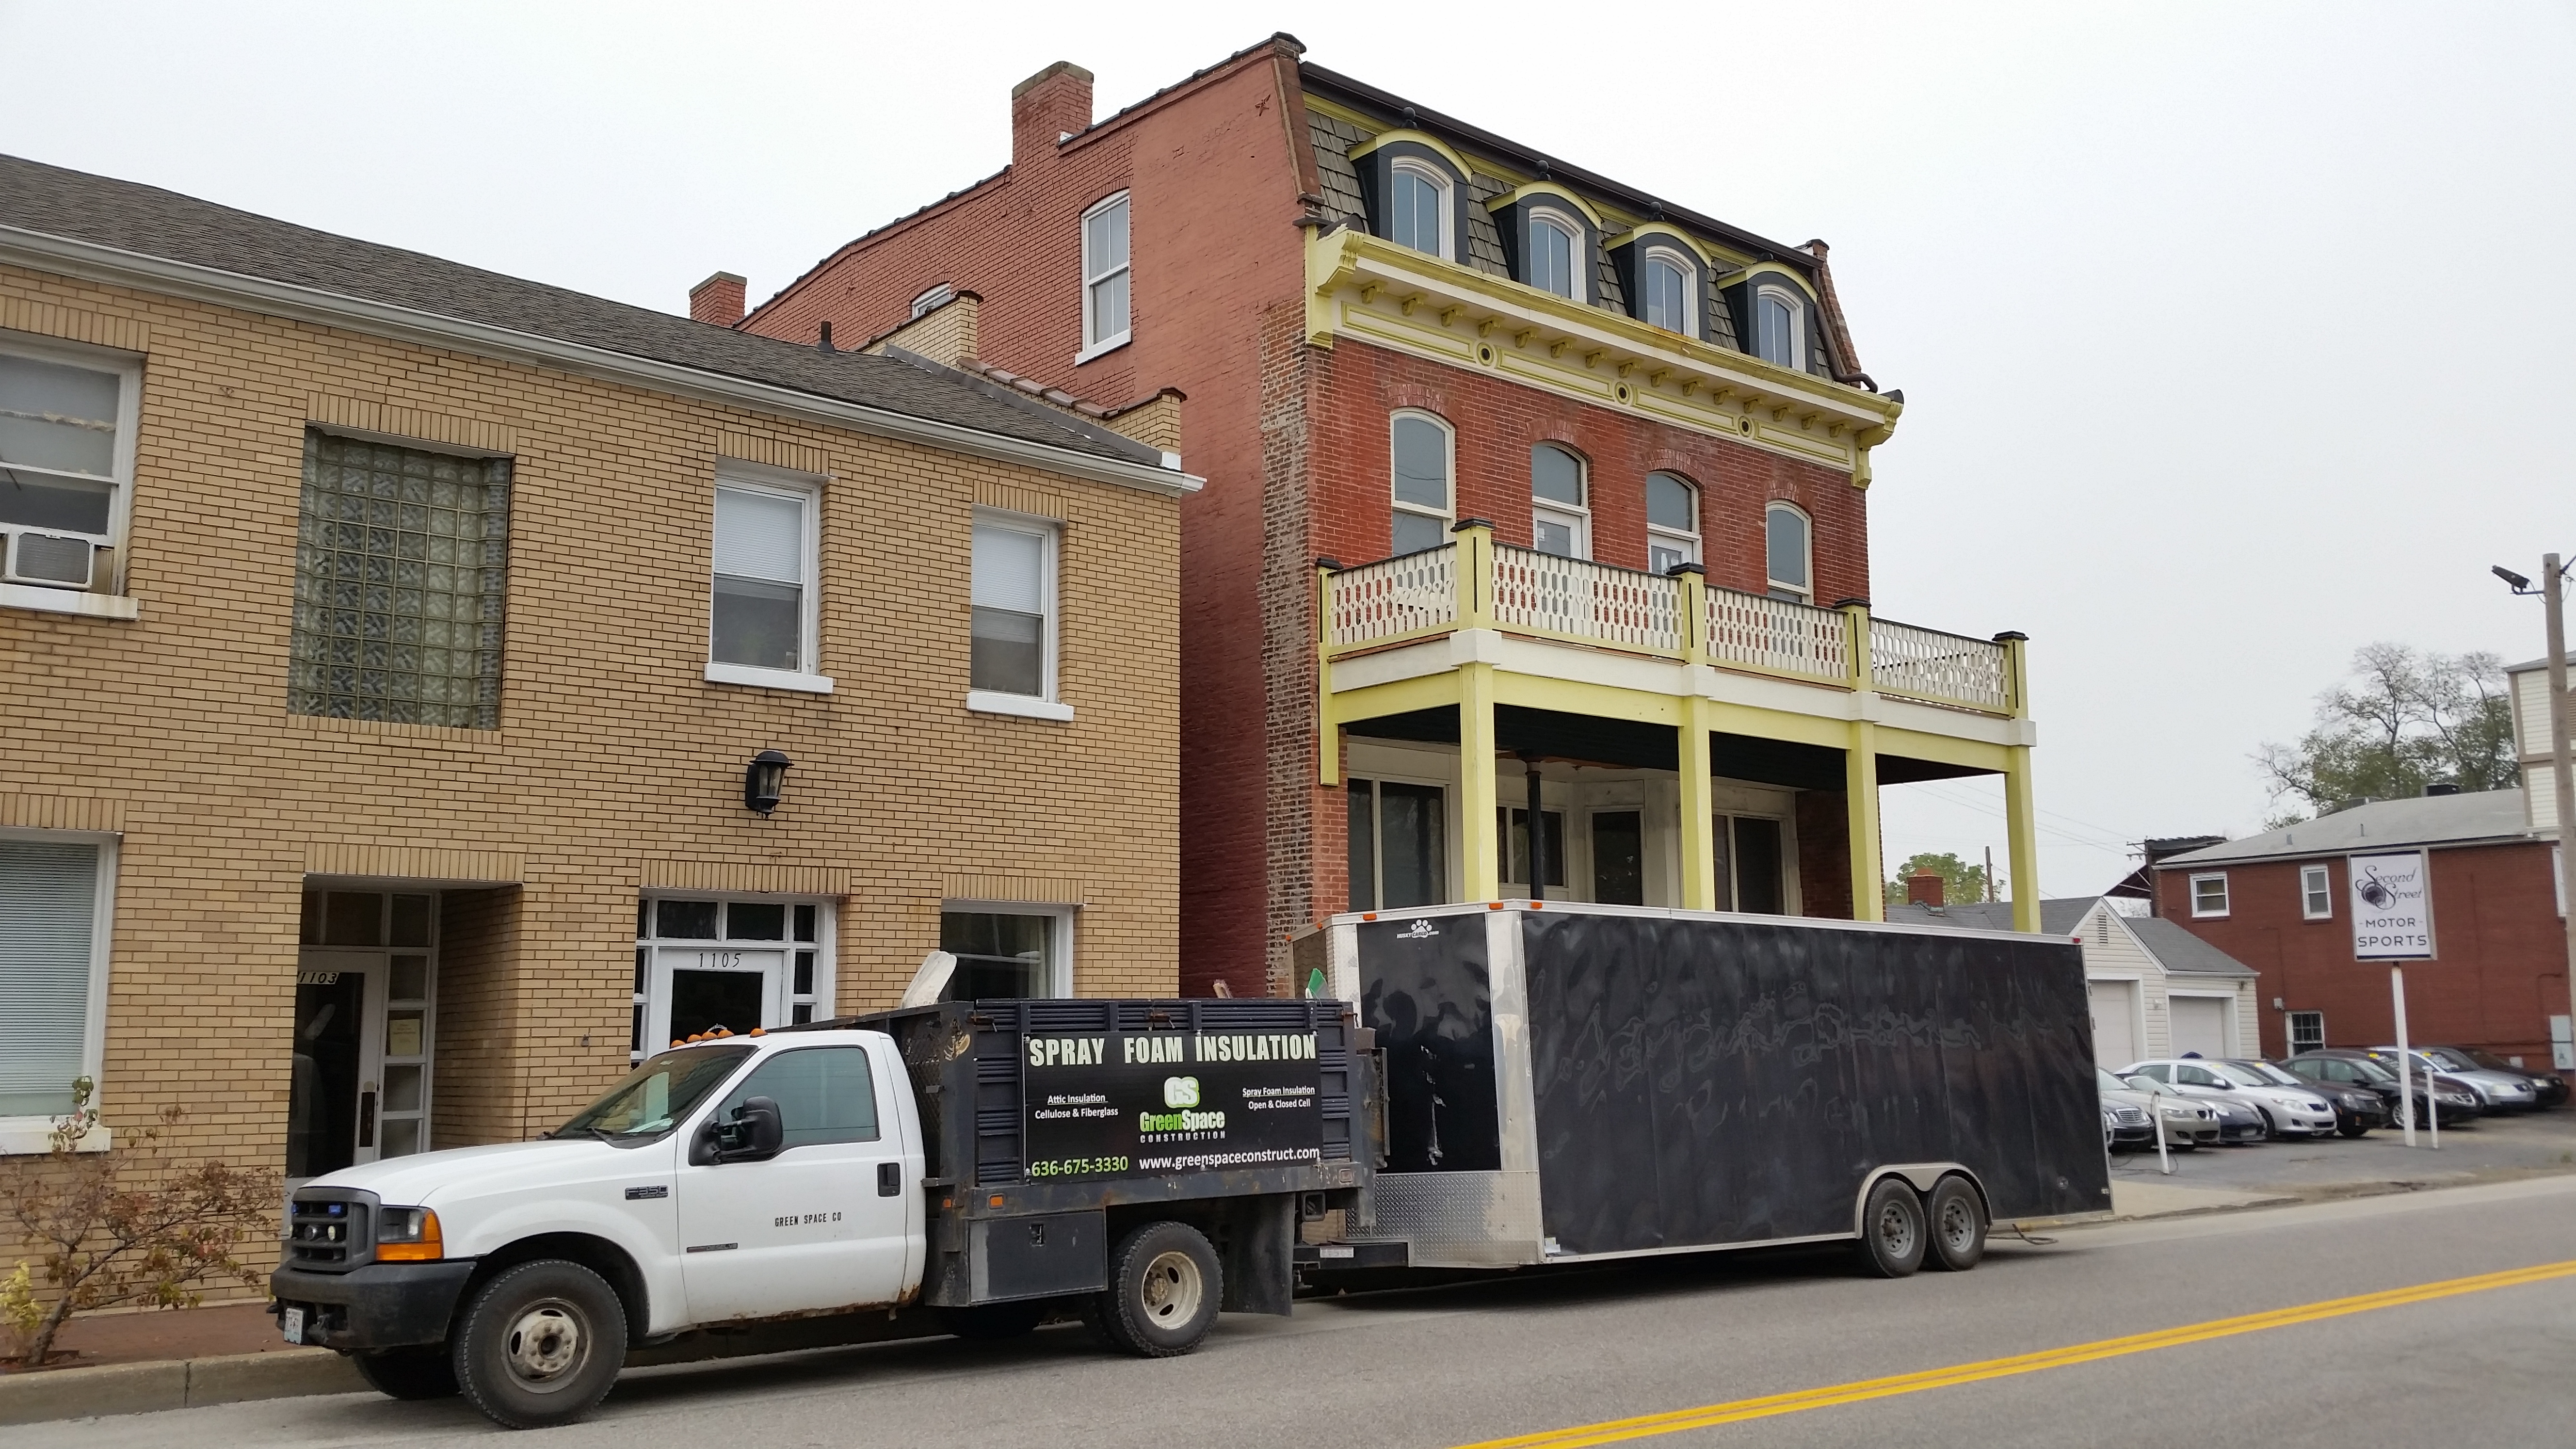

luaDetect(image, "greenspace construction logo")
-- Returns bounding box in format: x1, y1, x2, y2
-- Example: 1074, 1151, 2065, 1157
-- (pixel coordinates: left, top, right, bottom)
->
1163, 1076, 1200, 1108
1141, 1076, 1225, 1135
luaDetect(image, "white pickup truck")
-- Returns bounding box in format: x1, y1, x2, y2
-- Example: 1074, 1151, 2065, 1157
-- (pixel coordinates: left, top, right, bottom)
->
271, 1001, 1372, 1429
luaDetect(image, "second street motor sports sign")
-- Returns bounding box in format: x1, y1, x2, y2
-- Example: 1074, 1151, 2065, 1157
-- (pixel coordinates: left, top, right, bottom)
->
1021, 1026, 1323, 1181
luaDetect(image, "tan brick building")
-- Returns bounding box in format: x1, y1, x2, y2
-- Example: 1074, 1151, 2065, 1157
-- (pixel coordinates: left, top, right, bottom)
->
0, 156, 1193, 1204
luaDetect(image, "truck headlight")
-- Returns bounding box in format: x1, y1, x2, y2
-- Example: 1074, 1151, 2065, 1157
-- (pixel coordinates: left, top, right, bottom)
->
376, 1207, 443, 1262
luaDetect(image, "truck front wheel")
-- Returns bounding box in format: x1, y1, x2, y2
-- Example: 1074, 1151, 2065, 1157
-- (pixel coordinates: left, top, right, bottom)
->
351, 1346, 457, 1400
1091, 1221, 1222, 1357
452, 1259, 628, 1430
1856, 1178, 1928, 1278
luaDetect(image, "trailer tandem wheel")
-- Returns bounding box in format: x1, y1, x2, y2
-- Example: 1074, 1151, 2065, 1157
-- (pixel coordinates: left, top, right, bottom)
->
1925, 1176, 1987, 1272
1856, 1178, 1928, 1278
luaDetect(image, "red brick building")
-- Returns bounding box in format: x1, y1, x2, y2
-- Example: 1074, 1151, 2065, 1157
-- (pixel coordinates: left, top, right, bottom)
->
714, 35, 2046, 994
2154, 789, 2571, 1071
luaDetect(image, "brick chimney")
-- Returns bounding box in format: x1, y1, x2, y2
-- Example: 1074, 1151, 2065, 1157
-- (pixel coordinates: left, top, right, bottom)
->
690, 272, 746, 327
1012, 61, 1094, 169
1907, 870, 1945, 907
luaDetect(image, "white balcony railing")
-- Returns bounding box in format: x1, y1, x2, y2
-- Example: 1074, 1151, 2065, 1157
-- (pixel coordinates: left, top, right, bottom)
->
1490, 545, 1683, 653
1869, 617, 2011, 711
1323, 545, 1456, 649
1703, 587, 1851, 684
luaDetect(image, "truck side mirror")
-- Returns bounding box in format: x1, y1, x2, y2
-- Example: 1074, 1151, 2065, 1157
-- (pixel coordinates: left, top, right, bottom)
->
732, 1096, 784, 1160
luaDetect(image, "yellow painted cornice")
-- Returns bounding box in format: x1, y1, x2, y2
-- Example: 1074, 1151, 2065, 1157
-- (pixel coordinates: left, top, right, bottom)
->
1603, 223, 1719, 267
1483, 182, 1607, 232
1345, 128, 1477, 184
1305, 227, 1900, 475
1713, 261, 1819, 303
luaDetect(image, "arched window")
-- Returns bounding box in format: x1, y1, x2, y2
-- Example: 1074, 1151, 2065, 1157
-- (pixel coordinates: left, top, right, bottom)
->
1765, 503, 1812, 603
1389, 411, 1454, 555
1387, 159, 1452, 260
1646, 472, 1699, 574
1754, 285, 1803, 368
1526, 211, 1581, 301
1530, 444, 1588, 559
1640, 248, 1694, 335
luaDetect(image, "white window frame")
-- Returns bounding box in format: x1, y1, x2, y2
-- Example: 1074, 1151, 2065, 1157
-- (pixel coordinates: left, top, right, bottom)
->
1753, 283, 1806, 369
2300, 863, 2334, 920
1386, 158, 1455, 261
1646, 471, 1700, 574
1526, 208, 1586, 303
1640, 246, 1697, 335
939, 901, 1076, 998
0, 331, 143, 620
1530, 443, 1590, 561
1388, 410, 1455, 555
704, 462, 832, 695
1764, 501, 1813, 603
1077, 192, 1132, 363
634, 895, 837, 1063
966, 508, 1069, 721
0, 829, 118, 1156
910, 283, 955, 319
2190, 872, 2231, 918
2288, 1009, 2326, 1056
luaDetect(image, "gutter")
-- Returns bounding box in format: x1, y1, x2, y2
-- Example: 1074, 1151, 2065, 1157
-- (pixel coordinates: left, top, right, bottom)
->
0, 225, 1203, 499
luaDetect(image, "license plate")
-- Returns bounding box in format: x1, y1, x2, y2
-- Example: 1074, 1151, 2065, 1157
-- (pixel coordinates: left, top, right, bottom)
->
281, 1306, 305, 1345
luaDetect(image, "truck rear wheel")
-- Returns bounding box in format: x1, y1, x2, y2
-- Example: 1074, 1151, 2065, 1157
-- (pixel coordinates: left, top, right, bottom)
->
452, 1259, 627, 1430
1091, 1221, 1222, 1358
1856, 1177, 1927, 1278
351, 1346, 457, 1400
1924, 1176, 1986, 1272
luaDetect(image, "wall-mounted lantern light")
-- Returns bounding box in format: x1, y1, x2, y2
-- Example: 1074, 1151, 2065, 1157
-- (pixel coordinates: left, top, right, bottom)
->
743, 750, 792, 814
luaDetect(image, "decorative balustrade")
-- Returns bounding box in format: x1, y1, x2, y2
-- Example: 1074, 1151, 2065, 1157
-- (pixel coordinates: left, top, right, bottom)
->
1489, 545, 1683, 653
1319, 535, 2018, 717
1869, 617, 2012, 711
1323, 545, 1456, 649
1702, 586, 1851, 684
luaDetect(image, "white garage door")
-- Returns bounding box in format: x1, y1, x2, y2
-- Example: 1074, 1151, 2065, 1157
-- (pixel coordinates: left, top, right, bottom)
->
2171, 995, 2231, 1059
2089, 980, 2138, 1068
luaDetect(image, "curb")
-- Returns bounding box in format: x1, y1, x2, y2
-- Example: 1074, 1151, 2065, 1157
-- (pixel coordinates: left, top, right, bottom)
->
0, 1348, 362, 1426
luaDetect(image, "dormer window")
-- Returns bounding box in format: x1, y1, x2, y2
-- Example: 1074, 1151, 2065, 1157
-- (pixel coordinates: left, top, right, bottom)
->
1387, 159, 1452, 260
1640, 248, 1694, 335
1754, 284, 1803, 368
1526, 210, 1582, 301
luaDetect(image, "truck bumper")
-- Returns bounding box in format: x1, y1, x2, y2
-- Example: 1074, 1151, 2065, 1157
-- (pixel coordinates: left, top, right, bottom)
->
270, 1260, 477, 1352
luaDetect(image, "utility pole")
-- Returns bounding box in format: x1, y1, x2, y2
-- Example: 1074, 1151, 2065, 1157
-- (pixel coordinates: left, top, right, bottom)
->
1984, 845, 1996, 903
2497, 554, 2576, 1069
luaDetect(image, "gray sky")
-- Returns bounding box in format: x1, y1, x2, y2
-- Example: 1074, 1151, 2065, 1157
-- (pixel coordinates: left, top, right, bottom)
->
7, 1, 2570, 899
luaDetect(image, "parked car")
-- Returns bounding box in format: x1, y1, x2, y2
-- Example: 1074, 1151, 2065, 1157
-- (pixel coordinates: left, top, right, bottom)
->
2099, 1066, 2213, 1149
2280, 1050, 2480, 1128
2123, 1058, 2339, 1138
2233, 1059, 2386, 1137
2419, 1046, 2569, 1108
2195, 1090, 2272, 1144
2369, 1047, 2536, 1113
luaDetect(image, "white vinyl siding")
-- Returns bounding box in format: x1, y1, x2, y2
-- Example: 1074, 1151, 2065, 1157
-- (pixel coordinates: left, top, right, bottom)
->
0, 834, 114, 1141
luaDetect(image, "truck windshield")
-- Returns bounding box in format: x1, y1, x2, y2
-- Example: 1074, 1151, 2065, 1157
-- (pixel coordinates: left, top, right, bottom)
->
555, 1045, 754, 1138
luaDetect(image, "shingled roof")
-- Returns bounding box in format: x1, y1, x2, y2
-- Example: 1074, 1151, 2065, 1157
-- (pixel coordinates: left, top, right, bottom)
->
0, 153, 1168, 470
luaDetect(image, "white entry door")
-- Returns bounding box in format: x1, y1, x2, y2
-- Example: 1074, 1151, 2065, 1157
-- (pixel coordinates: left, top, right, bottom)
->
2089, 980, 2138, 1068
2171, 995, 2231, 1059
675, 1044, 912, 1322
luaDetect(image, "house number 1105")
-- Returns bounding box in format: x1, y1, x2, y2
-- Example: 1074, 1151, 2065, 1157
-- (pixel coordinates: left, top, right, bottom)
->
696, 951, 745, 968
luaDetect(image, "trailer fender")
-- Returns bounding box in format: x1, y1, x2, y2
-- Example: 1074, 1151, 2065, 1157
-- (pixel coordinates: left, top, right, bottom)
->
1852, 1163, 1987, 1236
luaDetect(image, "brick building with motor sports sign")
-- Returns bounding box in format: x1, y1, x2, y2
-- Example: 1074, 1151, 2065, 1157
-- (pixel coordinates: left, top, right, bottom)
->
726, 33, 2046, 995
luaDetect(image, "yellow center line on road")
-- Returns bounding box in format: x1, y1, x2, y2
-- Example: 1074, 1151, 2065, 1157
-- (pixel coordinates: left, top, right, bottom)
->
1451, 1258, 2576, 1449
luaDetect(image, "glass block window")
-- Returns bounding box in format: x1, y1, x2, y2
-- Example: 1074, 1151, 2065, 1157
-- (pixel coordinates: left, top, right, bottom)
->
290, 432, 510, 728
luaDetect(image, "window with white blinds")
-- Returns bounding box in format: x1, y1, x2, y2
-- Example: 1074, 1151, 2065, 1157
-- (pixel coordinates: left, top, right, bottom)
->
970, 517, 1053, 699
710, 477, 816, 676
0, 837, 107, 1122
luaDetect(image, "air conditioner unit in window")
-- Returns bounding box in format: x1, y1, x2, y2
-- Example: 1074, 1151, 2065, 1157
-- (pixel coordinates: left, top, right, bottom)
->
5, 530, 97, 588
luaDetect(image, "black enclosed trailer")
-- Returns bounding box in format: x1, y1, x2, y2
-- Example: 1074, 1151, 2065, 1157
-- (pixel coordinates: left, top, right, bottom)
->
1290, 901, 2107, 1272
852, 997, 1384, 1314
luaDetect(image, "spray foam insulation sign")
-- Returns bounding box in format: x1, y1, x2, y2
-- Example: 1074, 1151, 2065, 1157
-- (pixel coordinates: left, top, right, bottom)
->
2347, 849, 2435, 960
1020, 1027, 1323, 1182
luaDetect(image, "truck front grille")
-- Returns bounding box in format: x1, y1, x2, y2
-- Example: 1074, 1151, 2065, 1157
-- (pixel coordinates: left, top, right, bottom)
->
286, 1194, 370, 1269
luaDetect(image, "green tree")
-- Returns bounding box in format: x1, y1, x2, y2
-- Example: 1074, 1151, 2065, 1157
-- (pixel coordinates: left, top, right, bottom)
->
1885, 851, 1992, 909
2254, 644, 2518, 826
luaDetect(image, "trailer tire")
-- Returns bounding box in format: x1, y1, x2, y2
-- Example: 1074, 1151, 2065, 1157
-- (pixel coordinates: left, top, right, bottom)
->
1091, 1221, 1223, 1358
350, 1346, 457, 1400
943, 1301, 1046, 1340
1856, 1177, 1927, 1278
451, 1258, 627, 1430
1924, 1176, 1986, 1272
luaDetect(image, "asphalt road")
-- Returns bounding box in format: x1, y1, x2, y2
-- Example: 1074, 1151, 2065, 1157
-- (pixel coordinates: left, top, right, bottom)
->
42, 1174, 2576, 1449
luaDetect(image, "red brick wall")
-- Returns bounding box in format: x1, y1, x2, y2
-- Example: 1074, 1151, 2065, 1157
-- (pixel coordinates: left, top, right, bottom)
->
2155, 842, 2573, 1068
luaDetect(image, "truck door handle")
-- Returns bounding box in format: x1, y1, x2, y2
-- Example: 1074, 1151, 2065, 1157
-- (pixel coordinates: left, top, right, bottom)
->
876, 1162, 901, 1197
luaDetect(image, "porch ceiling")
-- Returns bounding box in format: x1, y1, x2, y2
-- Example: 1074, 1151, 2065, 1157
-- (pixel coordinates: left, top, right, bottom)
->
1344, 706, 1991, 789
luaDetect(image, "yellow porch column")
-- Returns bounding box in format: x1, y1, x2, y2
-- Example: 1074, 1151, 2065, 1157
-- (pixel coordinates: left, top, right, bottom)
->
1316, 558, 1342, 786
1673, 566, 1716, 910
1846, 720, 1884, 922
1997, 631, 2040, 933
1458, 660, 1501, 902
